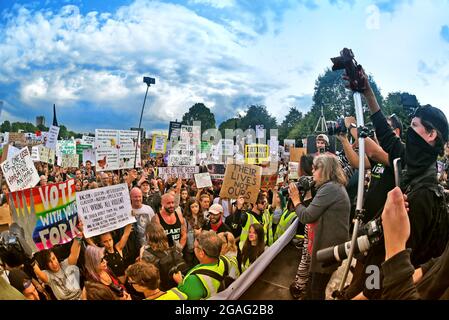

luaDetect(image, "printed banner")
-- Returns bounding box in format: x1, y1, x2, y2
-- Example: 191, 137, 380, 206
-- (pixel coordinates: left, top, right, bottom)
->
95, 129, 141, 171
220, 161, 262, 203
9, 180, 79, 251
194, 172, 213, 189
245, 144, 270, 165
61, 154, 79, 168
151, 134, 167, 154
157, 166, 199, 180
1, 147, 40, 192
76, 184, 135, 238
45, 126, 60, 150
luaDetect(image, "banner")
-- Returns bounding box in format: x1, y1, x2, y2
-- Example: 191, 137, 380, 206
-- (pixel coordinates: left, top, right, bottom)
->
151, 134, 167, 154
61, 154, 79, 168
76, 184, 135, 238
194, 172, 213, 189
157, 166, 199, 180
168, 147, 196, 166
45, 126, 60, 150
220, 161, 262, 203
245, 144, 270, 165
1, 147, 40, 192
9, 180, 78, 251
95, 129, 141, 171
288, 162, 299, 180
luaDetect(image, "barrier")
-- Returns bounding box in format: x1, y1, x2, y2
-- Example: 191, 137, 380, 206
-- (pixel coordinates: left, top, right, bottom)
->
209, 218, 299, 300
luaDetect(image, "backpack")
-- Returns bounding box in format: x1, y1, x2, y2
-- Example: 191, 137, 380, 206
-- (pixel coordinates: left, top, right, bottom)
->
145, 246, 188, 291
190, 256, 235, 292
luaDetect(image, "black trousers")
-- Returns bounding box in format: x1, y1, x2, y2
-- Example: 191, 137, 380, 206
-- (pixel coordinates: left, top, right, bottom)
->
306, 272, 333, 300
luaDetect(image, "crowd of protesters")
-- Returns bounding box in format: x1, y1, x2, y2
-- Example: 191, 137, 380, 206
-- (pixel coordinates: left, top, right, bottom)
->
2, 68, 449, 301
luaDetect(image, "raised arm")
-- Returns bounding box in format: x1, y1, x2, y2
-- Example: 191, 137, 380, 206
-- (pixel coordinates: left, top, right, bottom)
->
116, 223, 133, 252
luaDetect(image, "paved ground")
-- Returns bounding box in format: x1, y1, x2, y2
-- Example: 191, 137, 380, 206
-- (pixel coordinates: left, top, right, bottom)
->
239, 242, 354, 300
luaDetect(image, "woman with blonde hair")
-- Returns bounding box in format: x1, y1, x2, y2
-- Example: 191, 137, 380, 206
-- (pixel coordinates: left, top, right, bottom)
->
289, 153, 350, 300
217, 231, 240, 280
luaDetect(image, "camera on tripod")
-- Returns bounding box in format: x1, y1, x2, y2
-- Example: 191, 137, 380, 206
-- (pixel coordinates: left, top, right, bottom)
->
280, 176, 315, 197
326, 118, 347, 136
316, 218, 383, 267
331, 48, 366, 92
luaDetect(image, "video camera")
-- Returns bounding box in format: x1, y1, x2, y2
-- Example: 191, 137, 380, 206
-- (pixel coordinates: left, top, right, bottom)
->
331, 48, 366, 92
326, 118, 347, 136
316, 218, 382, 267
280, 176, 315, 198
0, 223, 33, 268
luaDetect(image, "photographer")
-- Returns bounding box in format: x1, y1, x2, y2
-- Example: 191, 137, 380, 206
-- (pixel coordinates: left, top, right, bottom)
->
350, 68, 449, 300
289, 154, 350, 300
381, 187, 449, 300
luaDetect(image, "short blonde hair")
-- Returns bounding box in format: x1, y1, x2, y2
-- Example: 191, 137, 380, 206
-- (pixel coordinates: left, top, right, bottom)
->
217, 232, 237, 255
313, 154, 347, 187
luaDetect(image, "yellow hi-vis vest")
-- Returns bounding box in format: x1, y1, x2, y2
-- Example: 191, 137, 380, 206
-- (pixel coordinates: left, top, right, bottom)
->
263, 208, 274, 246
155, 287, 188, 300
182, 259, 226, 299
274, 209, 297, 241
239, 212, 261, 251
220, 254, 240, 280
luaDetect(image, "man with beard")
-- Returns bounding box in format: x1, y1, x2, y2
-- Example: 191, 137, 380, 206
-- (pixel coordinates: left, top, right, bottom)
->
349, 68, 449, 300
152, 193, 187, 252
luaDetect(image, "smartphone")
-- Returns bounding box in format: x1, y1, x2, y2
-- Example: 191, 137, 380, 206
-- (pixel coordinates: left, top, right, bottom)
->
393, 158, 402, 187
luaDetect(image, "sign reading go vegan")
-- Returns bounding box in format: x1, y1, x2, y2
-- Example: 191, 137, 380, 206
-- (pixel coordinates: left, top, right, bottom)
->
219, 161, 262, 204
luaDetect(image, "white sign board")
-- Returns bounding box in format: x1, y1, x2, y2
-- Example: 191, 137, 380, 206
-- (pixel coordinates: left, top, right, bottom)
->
83, 148, 96, 166
76, 184, 135, 238
6, 145, 20, 160
168, 147, 196, 167
82, 135, 95, 147
288, 162, 299, 180
194, 172, 213, 189
61, 154, 79, 168
1, 147, 40, 192
95, 129, 141, 171
45, 126, 60, 150
157, 166, 199, 180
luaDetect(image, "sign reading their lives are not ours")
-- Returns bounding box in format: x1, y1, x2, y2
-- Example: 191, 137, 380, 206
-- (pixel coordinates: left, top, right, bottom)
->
76, 184, 135, 238
9, 180, 79, 252
220, 161, 262, 204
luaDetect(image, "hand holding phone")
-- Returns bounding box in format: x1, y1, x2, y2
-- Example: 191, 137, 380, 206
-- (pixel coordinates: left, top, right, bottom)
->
393, 158, 402, 188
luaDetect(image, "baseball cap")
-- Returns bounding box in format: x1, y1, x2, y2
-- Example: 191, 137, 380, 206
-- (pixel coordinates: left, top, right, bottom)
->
414, 105, 448, 143
208, 203, 223, 216
316, 134, 329, 145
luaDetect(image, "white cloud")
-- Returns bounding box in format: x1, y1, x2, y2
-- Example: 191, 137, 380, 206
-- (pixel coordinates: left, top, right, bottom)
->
189, 0, 236, 9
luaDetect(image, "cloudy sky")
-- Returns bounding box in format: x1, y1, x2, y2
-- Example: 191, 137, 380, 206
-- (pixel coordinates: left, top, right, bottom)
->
0, 0, 448, 134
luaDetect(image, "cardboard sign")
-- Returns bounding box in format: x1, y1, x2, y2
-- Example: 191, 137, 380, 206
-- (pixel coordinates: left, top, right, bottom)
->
290, 147, 306, 163
261, 173, 278, 190
46, 126, 60, 150
1, 147, 40, 192
194, 172, 213, 188
157, 166, 199, 180
76, 183, 135, 238
288, 162, 299, 180
151, 134, 167, 154
61, 154, 79, 168
245, 144, 270, 165
95, 129, 141, 171
219, 161, 262, 203
9, 180, 78, 251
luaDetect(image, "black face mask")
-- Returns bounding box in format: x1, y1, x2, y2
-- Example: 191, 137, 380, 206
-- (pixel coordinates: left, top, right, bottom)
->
404, 128, 438, 180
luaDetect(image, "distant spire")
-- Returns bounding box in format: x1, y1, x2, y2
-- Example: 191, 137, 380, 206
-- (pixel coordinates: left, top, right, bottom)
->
52, 104, 58, 126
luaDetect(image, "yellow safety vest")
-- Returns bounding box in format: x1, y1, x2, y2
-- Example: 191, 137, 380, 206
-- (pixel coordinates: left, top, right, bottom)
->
182, 259, 226, 299
155, 288, 188, 300
239, 212, 261, 251
263, 208, 274, 246
241, 257, 251, 273
220, 254, 240, 280
274, 209, 297, 241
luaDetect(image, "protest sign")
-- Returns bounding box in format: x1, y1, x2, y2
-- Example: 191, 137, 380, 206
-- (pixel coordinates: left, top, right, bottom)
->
221, 139, 234, 156
269, 139, 279, 161
57, 139, 76, 155
1, 147, 40, 192
46, 126, 60, 150
82, 135, 95, 147
220, 161, 261, 203
151, 134, 167, 154
261, 173, 278, 190
61, 154, 79, 168
6, 132, 26, 146
290, 147, 306, 163
168, 121, 182, 142
245, 144, 270, 165
0, 144, 21, 164
31, 145, 56, 165
157, 166, 199, 180
76, 184, 135, 238
95, 129, 141, 171
206, 163, 226, 180
168, 147, 196, 166
83, 148, 96, 166
76, 144, 92, 162
288, 162, 299, 180
284, 139, 295, 154
9, 180, 78, 251
194, 172, 213, 189
256, 125, 265, 139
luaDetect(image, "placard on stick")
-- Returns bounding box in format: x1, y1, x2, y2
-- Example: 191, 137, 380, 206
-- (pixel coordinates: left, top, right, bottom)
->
219, 161, 262, 203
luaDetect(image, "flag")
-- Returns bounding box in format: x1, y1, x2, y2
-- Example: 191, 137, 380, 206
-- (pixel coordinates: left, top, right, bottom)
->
52, 104, 58, 126
35, 130, 41, 137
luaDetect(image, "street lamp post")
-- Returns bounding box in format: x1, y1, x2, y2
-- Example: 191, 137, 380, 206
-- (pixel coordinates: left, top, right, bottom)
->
133, 76, 155, 169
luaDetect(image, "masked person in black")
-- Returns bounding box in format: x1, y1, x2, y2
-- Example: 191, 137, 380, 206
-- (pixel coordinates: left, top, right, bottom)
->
349, 68, 449, 300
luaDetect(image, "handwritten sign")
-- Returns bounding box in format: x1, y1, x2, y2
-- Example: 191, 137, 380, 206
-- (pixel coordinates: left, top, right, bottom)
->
151, 134, 167, 154
61, 154, 79, 168
288, 162, 299, 180
219, 161, 261, 203
1, 147, 40, 192
157, 166, 199, 180
46, 126, 60, 150
76, 184, 135, 238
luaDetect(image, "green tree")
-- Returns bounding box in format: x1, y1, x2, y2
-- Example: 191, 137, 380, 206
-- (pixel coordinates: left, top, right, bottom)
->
239, 105, 278, 132
0, 120, 11, 132
278, 107, 303, 142
218, 117, 241, 137
383, 92, 419, 134
182, 103, 216, 133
